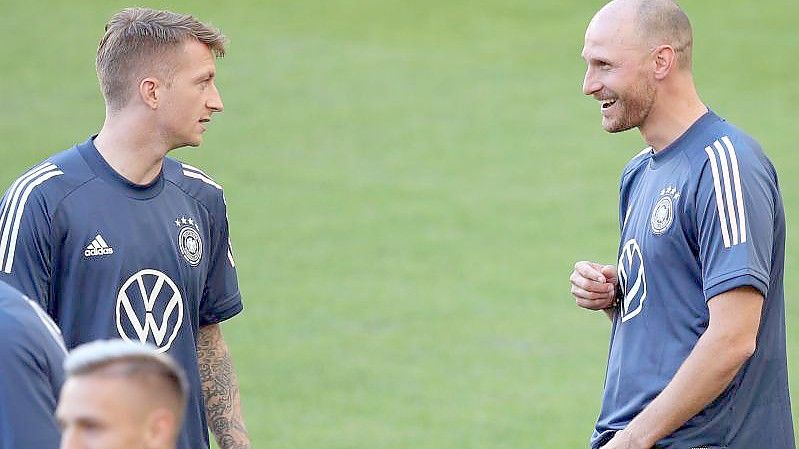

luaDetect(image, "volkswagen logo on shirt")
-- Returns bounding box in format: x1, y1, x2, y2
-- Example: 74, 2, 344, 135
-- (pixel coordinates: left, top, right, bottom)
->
115, 269, 184, 353
617, 239, 647, 322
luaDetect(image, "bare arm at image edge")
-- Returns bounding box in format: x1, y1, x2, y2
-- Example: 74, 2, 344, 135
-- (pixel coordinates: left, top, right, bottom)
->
198, 323, 251, 449
602, 286, 763, 449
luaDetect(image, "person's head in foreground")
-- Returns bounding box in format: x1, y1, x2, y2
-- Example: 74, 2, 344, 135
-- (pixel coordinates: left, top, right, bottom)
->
57, 340, 188, 449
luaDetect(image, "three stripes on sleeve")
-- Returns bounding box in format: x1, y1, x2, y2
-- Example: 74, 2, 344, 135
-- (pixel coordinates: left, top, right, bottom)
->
0, 162, 63, 274
704, 136, 747, 249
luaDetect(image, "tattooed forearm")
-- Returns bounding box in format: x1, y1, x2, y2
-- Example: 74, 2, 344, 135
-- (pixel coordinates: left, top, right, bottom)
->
197, 323, 251, 449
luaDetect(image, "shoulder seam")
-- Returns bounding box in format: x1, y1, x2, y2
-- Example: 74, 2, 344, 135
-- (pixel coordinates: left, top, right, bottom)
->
0, 163, 64, 273
165, 178, 216, 223
622, 152, 650, 179
167, 162, 227, 228
180, 162, 224, 190
0, 161, 98, 275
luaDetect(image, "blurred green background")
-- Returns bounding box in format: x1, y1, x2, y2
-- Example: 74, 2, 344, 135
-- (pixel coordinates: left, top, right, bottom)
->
1, 0, 796, 447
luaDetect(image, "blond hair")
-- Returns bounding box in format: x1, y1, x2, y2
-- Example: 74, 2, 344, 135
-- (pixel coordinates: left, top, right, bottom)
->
65, 340, 189, 420
96, 7, 227, 110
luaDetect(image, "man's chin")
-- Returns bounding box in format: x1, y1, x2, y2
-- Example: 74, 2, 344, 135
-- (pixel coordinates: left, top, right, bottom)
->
602, 118, 637, 134
183, 138, 203, 148
168, 139, 202, 152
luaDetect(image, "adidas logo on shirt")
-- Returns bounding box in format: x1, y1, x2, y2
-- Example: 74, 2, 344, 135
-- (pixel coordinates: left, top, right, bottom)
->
84, 234, 114, 257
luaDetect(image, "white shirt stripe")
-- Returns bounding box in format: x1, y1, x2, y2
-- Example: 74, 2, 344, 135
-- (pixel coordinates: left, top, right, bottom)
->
623, 205, 633, 229
3, 169, 64, 273
181, 163, 225, 190
0, 163, 52, 235
704, 146, 732, 248
25, 297, 68, 354
182, 170, 223, 190
181, 163, 236, 266
722, 136, 747, 243
0, 164, 57, 255
713, 140, 739, 245
181, 163, 212, 178
0, 164, 62, 269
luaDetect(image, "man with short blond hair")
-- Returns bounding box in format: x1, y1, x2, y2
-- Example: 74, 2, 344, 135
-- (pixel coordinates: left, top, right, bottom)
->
96, 7, 227, 112
58, 340, 188, 449
0, 7, 249, 449
570, 0, 794, 447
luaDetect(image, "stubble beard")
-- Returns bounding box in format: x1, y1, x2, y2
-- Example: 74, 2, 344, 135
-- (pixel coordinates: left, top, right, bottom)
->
603, 77, 656, 134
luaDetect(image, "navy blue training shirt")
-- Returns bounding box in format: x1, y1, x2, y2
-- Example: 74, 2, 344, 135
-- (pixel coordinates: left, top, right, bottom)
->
0, 280, 66, 449
0, 137, 243, 449
591, 111, 794, 448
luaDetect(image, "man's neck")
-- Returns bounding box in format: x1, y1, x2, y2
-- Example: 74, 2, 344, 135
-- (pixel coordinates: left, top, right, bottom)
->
640, 78, 708, 152
93, 115, 170, 185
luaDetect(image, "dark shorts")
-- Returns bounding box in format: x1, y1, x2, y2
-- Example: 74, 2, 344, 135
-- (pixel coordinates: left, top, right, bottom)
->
592, 432, 688, 449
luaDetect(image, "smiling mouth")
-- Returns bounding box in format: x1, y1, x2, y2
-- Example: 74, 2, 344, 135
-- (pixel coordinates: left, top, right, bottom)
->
601, 99, 617, 110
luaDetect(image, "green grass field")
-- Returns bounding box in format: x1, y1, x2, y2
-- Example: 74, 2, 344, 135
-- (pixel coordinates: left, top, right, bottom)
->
1, 1, 797, 447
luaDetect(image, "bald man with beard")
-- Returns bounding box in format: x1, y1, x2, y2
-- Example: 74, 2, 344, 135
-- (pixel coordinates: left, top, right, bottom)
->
570, 0, 795, 448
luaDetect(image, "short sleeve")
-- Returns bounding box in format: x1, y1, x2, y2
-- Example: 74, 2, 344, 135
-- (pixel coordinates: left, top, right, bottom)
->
696, 135, 775, 300
0, 169, 57, 313
199, 192, 242, 325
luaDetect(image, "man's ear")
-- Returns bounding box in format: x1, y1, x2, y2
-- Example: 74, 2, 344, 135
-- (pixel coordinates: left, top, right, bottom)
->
143, 408, 178, 448
140, 77, 160, 110
652, 45, 676, 80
